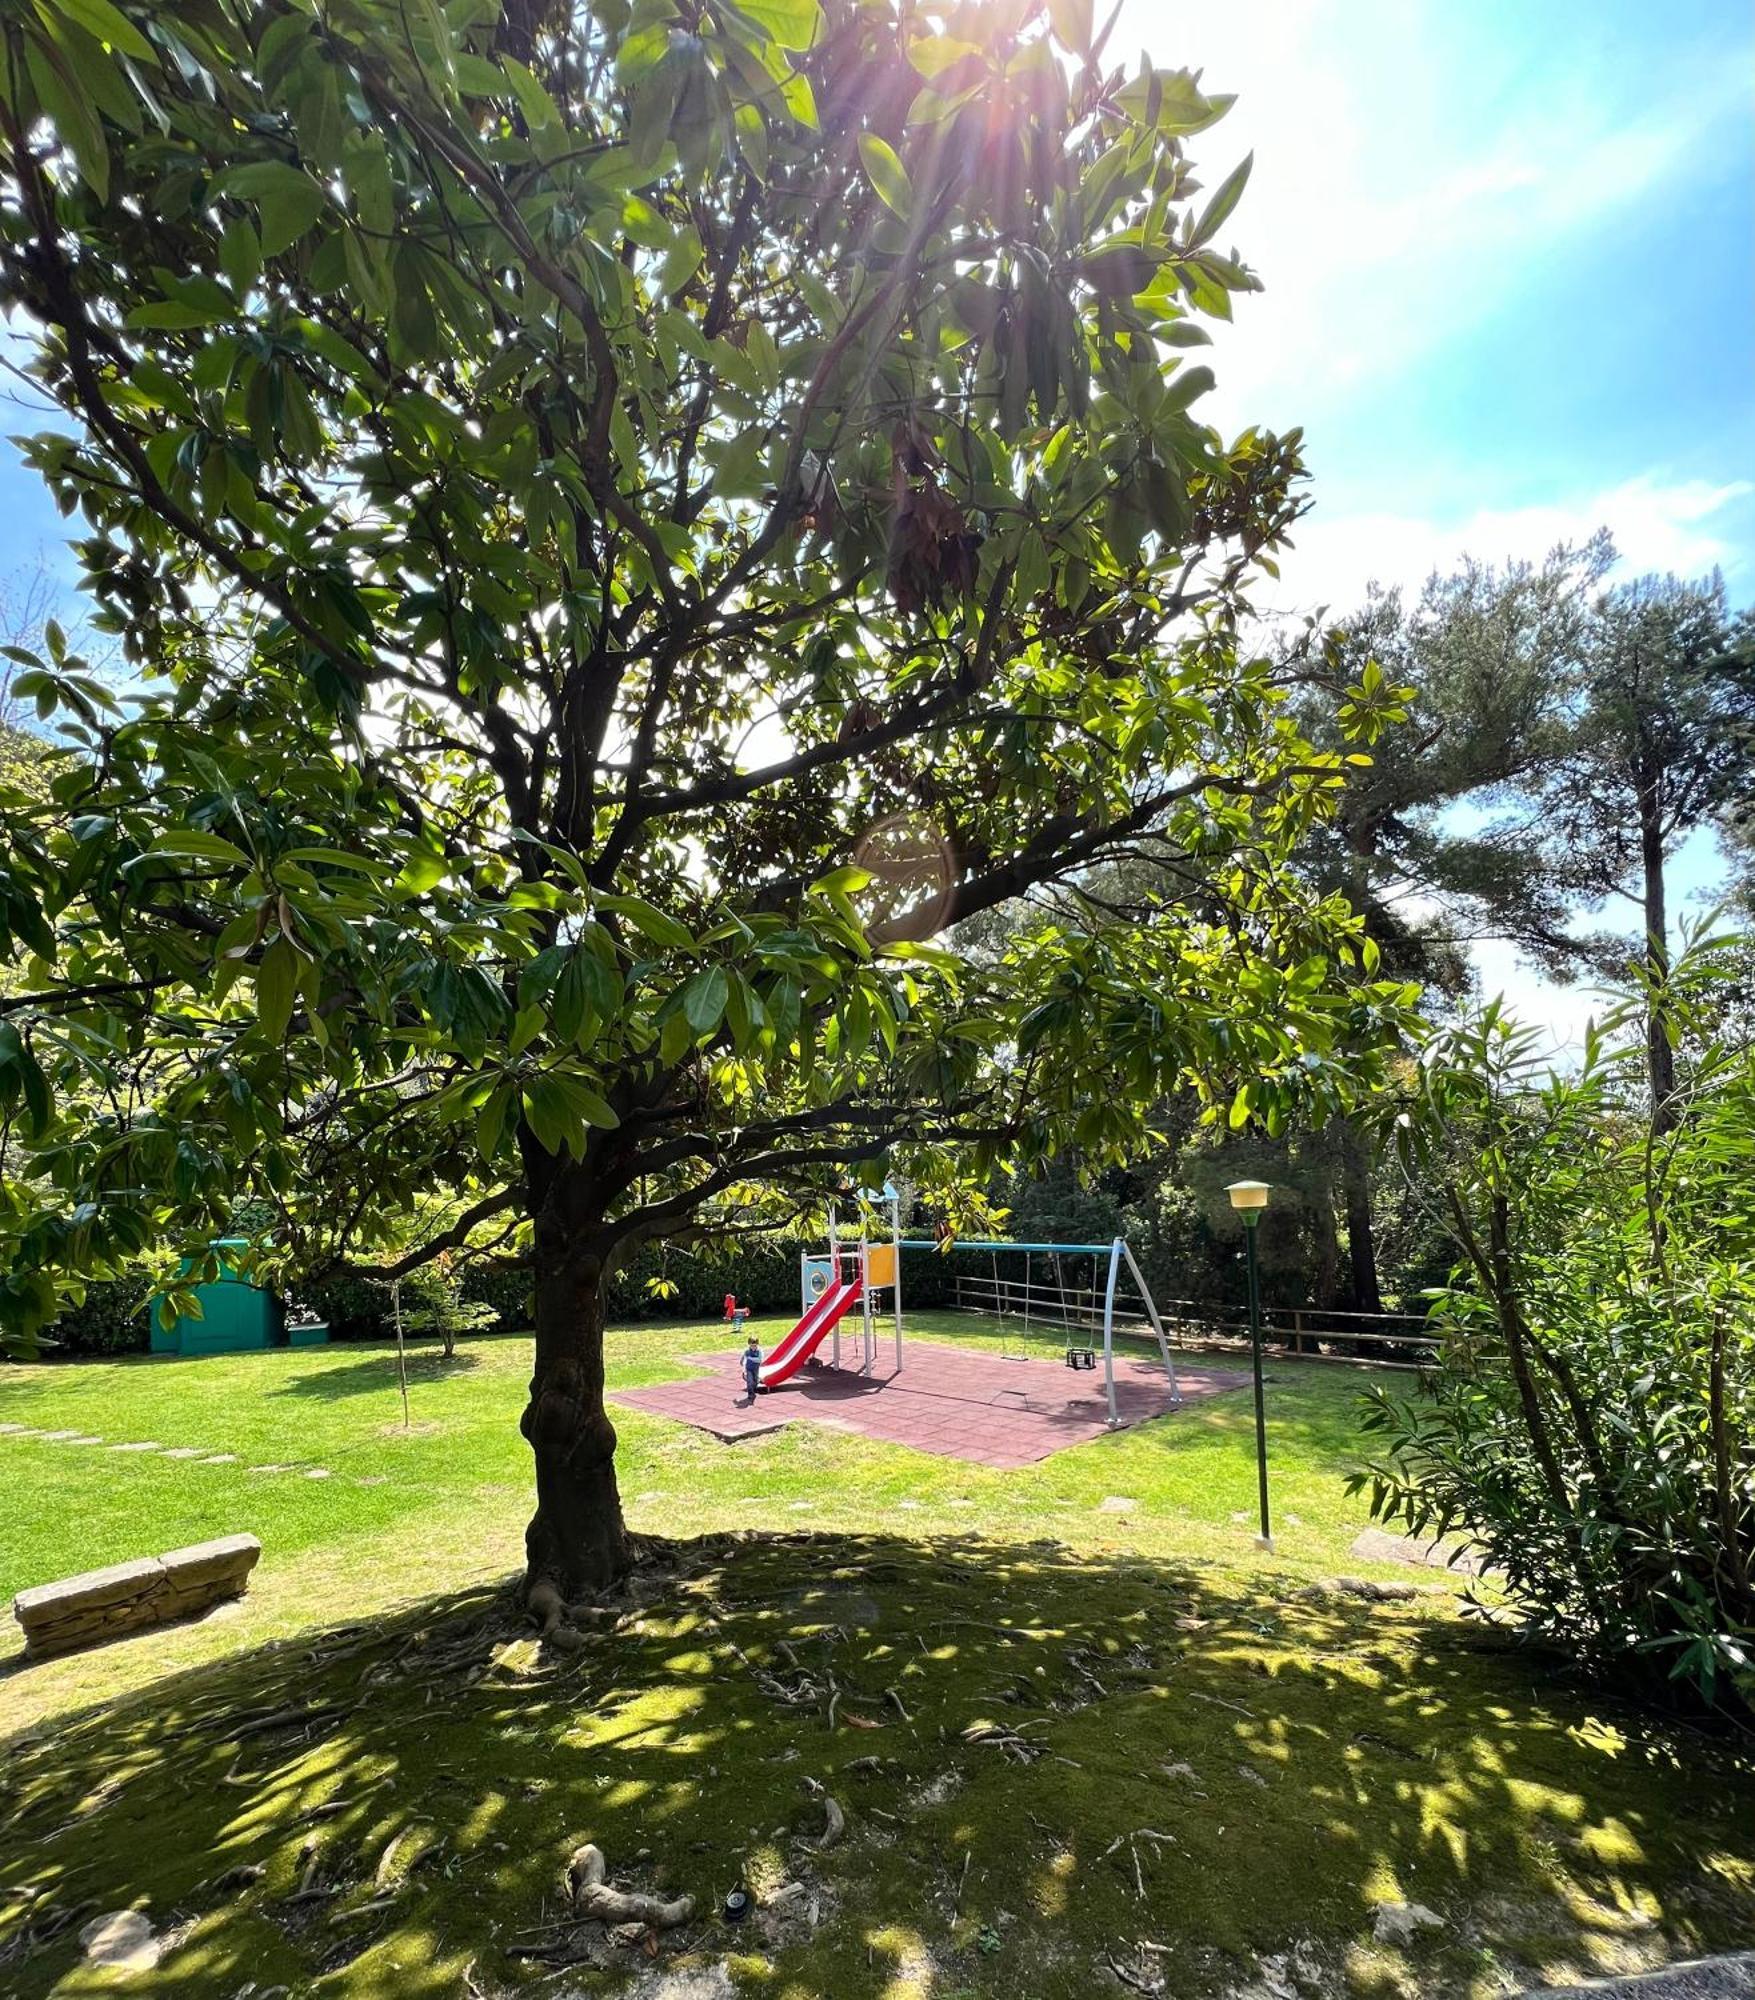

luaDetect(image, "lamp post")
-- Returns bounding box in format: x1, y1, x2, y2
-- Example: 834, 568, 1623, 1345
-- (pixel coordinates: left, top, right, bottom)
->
1226, 1179, 1273, 1549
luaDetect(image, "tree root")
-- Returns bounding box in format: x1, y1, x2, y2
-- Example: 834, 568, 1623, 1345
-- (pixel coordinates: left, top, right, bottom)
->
527, 1580, 567, 1640
565, 1844, 693, 1928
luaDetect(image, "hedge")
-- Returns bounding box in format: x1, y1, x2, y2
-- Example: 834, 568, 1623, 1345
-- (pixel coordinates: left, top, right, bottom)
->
39, 1234, 958, 1355
39, 1273, 154, 1356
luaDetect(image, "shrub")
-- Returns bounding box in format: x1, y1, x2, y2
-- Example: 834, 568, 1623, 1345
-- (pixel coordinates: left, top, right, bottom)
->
35, 1230, 957, 1355
1355, 949, 1755, 1716
400, 1258, 496, 1360
43, 1273, 152, 1355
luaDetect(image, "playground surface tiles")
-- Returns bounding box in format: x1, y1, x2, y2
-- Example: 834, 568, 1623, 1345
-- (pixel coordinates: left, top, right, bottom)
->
611, 1339, 1249, 1466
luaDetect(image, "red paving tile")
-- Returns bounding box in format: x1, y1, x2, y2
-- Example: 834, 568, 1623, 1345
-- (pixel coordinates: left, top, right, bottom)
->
611, 1340, 1249, 1468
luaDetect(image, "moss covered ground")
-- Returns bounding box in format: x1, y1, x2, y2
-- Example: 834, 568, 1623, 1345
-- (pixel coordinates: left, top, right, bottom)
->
2, 1318, 1752, 1998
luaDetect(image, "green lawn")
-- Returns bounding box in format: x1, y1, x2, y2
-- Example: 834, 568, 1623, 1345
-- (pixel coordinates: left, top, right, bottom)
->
1, 1317, 1752, 1998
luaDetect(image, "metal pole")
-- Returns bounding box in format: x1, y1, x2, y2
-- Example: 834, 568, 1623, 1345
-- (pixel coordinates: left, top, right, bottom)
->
829, 1210, 841, 1371
1101, 1237, 1123, 1428
861, 1225, 874, 1373
891, 1196, 902, 1372
1244, 1217, 1272, 1548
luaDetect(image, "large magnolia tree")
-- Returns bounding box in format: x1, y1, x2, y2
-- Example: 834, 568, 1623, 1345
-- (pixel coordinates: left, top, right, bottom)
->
0, 0, 1413, 1602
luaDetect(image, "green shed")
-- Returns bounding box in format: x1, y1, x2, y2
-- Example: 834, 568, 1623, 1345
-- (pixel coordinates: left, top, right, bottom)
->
148, 1239, 286, 1357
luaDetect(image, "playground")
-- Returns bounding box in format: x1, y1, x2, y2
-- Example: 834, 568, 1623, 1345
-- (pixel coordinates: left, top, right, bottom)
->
619, 1200, 1238, 1466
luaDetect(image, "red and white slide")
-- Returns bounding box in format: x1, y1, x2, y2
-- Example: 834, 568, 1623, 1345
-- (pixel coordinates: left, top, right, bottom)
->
758, 1278, 863, 1389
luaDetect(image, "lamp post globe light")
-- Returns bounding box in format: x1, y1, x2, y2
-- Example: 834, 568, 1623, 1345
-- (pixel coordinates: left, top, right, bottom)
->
1225, 1180, 1274, 1550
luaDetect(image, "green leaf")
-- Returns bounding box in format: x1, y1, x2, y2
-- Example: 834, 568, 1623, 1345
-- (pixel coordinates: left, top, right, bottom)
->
218, 216, 262, 294
1046, 0, 1092, 53
394, 846, 448, 896
857, 134, 912, 217
907, 36, 984, 79
555, 1073, 620, 1128
283, 846, 391, 877
0, 1021, 52, 1137
1160, 363, 1215, 411
222, 162, 329, 256
501, 56, 561, 130
24, 35, 110, 202
733, 0, 823, 52
126, 301, 227, 331
44, 0, 153, 62
508, 1003, 547, 1057
660, 225, 703, 298
476, 1080, 514, 1162
682, 965, 728, 1036
1190, 151, 1252, 247
603, 895, 694, 953
255, 938, 297, 1040
150, 829, 252, 866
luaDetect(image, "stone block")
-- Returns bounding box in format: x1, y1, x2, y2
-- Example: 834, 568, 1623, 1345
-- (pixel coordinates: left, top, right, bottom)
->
160, 1534, 261, 1593
15, 1558, 164, 1620
13, 1535, 262, 1660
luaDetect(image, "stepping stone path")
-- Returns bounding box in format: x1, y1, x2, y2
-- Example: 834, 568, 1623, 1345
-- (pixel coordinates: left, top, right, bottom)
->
1098, 1495, 1137, 1514
1350, 1526, 1487, 1576
2, 1427, 337, 1482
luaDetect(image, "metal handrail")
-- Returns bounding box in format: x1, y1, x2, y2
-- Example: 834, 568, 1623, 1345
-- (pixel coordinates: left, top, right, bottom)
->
951, 1274, 1438, 1359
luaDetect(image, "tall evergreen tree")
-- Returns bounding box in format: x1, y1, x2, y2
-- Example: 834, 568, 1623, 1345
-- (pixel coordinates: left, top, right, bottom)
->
1518, 572, 1753, 1131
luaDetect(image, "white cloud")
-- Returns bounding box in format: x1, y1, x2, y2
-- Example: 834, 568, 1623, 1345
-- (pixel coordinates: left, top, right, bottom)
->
1274, 472, 1754, 612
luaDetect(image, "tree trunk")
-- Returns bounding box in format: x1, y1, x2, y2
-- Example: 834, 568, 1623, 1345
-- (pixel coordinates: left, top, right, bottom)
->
1339, 1120, 1384, 1316
1639, 774, 1675, 1135
520, 1183, 631, 1604
1307, 1172, 1342, 1317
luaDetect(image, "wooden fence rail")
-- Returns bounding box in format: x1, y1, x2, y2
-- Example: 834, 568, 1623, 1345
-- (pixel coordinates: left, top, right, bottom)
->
950, 1274, 1437, 1368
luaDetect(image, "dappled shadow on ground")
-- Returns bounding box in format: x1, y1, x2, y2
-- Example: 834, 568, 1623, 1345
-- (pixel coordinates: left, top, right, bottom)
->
2, 1534, 1751, 2000
264, 1348, 484, 1401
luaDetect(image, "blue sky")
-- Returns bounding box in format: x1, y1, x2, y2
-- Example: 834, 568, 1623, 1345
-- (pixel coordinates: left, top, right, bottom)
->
1130, 0, 1755, 1048
0, 0, 1749, 1046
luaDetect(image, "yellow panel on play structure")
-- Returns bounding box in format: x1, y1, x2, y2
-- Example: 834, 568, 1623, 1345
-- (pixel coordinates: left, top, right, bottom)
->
865, 1243, 896, 1289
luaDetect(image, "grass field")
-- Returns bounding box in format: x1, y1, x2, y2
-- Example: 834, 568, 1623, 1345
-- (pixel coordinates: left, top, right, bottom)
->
2, 1315, 1752, 1998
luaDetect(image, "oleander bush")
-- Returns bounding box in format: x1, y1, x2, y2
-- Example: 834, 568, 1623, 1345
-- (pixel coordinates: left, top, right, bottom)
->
1355, 944, 1755, 1714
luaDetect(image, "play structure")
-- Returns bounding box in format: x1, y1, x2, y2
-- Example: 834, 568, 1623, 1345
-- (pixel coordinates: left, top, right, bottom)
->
747, 1193, 1180, 1429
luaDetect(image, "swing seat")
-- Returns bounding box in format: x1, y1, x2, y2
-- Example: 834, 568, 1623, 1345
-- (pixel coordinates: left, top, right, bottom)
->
1065, 1345, 1096, 1371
